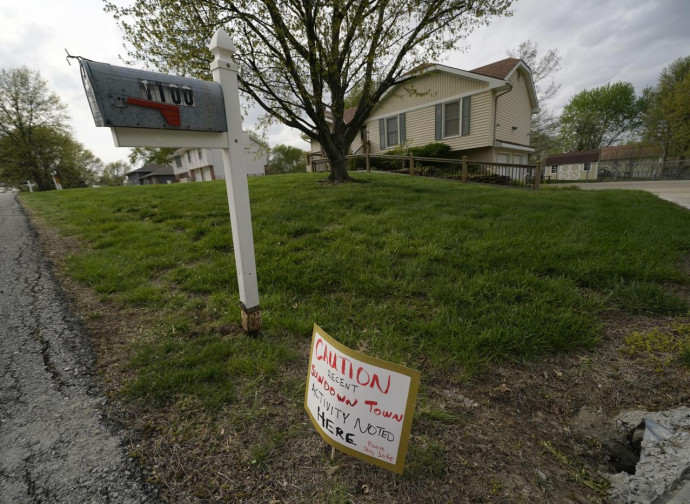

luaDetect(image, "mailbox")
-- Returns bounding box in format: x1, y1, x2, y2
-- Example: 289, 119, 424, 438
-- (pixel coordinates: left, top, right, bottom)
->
79, 59, 227, 132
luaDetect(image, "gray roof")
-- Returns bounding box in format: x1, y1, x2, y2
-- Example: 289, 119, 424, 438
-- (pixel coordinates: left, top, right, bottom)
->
125, 163, 169, 176
140, 165, 175, 179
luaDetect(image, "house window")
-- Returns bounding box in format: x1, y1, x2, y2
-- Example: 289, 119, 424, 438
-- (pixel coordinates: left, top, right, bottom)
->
379, 113, 406, 149
386, 117, 398, 147
198, 149, 202, 160
435, 96, 470, 140
497, 153, 510, 164
444, 101, 460, 137
551, 165, 558, 174
583, 161, 591, 171
175, 157, 182, 168
513, 154, 523, 165
187, 151, 191, 163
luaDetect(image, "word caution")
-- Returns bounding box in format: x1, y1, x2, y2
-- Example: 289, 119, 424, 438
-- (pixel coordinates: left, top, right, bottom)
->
305, 324, 420, 474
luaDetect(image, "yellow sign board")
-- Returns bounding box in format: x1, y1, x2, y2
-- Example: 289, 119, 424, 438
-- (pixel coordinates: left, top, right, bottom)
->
304, 324, 421, 474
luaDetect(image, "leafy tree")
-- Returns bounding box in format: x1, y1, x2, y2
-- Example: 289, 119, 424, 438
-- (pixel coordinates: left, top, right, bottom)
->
99, 160, 130, 186
0, 127, 101, 189
268, 144, 306, 174
59, 141, 102, 188
0, 67, 73, 190
344, 77, 382, 110
128, 147, 176, 167
642, 56, 690, 160
105, 0, 513, 184
508, 40, 561, 159
558, 82, 644, 151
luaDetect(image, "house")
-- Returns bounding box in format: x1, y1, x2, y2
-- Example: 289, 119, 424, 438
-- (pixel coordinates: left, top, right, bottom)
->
544, 146, 664, 181
170, 133, 268, 182
543, 150, 601, 181
308, 57, 538, 170
598, 145, 663, 179
125, 164, 175, 185
139, 165, 177, 185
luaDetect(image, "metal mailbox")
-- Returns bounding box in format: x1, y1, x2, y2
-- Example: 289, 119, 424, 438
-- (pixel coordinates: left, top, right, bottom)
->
79, 59, 227, 132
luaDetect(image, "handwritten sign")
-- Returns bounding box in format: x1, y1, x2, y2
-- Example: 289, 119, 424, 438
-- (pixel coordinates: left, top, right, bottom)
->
304, 324, 420, 474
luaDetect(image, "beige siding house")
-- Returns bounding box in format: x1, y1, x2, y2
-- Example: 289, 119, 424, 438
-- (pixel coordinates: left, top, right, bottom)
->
308, 58, 538, 170
544, 150, 601, 181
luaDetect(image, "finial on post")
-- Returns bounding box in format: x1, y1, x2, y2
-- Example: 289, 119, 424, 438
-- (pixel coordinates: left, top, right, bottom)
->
209, 28, 237, 69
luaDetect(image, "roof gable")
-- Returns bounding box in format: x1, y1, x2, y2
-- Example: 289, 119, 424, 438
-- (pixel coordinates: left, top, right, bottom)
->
371, 57, 538, 118
470, 58, 521, 79
370, 65, 503, 119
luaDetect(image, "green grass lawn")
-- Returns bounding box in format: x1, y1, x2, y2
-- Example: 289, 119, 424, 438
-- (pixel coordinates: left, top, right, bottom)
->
21, 173, 690, 409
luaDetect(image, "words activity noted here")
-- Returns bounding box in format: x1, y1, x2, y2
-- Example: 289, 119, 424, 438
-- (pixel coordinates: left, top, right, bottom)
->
304, 324, 421, 474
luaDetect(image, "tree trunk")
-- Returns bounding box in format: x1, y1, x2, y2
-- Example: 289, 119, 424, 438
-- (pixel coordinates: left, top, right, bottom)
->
326, 149, 353, 184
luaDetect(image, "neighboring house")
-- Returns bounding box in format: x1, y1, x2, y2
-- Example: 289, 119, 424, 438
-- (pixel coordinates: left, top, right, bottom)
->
139, 165, 177, 185
170, 133, 268, 182
598, 145, 663, 179
543, 150, 601, 181
308, 57, 539, 170
544, 146, 664, 181
125, 164, 163, 185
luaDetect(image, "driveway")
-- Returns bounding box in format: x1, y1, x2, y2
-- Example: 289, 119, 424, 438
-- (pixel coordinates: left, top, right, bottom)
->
570, 180, 690, 210
0, 193, 160, 503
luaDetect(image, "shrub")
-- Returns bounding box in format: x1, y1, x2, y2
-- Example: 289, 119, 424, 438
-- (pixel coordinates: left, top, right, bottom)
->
408, 142, 452, 159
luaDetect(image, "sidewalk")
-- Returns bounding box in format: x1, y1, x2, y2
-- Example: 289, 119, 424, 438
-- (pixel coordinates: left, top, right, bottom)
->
570, 180, 690, 210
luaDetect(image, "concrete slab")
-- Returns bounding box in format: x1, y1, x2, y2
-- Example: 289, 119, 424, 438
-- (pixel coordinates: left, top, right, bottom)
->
608, 407, 690, 504
569, 180, 690, 210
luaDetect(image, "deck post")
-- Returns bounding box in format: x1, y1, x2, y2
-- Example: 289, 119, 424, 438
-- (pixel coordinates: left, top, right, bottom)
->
534, 161, 542, 190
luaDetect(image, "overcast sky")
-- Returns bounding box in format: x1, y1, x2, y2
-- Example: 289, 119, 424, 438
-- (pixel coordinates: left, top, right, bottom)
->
0, 0, 688, 166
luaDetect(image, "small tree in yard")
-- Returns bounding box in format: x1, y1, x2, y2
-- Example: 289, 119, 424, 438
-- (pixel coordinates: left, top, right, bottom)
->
268, 144, 306, 174
105, 0, 513, 184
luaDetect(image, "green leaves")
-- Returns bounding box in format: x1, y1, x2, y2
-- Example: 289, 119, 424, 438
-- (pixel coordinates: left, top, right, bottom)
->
558, 82, 644, 151
105, 0, 514, 182
0, 66, 104, 190
642, 56, 690, 159
267, 144, 307, 173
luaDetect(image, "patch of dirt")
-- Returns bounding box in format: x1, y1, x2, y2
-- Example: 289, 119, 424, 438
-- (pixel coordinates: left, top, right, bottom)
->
27, 207, 690, 503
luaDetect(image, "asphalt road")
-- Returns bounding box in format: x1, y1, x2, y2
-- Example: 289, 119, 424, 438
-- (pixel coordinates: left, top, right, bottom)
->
571, 180, 690, 210
0, 193, 159, 503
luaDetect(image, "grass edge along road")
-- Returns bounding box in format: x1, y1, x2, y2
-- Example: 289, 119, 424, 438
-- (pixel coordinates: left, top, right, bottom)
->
20, 172, 690, 501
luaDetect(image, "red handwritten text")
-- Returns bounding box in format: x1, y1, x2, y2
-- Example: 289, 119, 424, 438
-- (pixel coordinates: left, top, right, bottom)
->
311, 365, 358, 407
364, 400, 404, 422
315, 337, 391, 394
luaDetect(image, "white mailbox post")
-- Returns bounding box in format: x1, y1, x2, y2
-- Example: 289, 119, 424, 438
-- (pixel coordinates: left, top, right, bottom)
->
78, 29, 262, 332
208, 29, 261, 332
